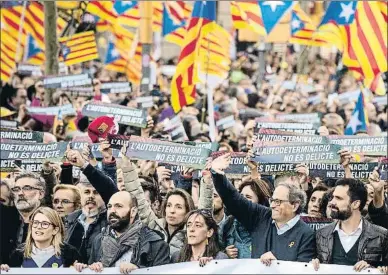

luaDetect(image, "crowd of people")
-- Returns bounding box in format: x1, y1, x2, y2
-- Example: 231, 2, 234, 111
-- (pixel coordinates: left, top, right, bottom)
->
0, 44, 387, 274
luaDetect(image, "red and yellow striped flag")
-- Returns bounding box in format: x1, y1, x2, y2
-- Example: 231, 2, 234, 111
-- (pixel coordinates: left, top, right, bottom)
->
86, 1, 117, 24
1, 5, 28, 48
171, 1, 219, 113
341, 1, 387, 83
59, 31, 99, 66
289, 3, 327, 46
1, 29, 18, 81
230, 1, 266, 35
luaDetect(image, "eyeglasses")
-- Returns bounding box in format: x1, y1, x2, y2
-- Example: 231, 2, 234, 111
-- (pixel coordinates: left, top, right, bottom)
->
11, 185, 42, 194
32, 220, 54, 229
53, 199, 75, 205
269, 198, 290, 207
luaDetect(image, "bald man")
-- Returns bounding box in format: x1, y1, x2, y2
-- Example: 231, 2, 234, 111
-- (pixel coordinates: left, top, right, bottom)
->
84, 192, 170, 274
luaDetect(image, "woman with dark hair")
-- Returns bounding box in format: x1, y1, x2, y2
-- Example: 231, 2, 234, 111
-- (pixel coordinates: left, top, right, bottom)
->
172, 209, 228, 265
319, 188, 334, 219
222, 178, 271, 259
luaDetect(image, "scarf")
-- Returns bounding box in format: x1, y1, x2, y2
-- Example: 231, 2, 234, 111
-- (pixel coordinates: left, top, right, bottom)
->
101, 218, 143, 267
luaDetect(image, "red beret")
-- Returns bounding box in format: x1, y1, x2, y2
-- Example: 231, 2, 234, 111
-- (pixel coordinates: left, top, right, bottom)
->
87, 116, 118, 143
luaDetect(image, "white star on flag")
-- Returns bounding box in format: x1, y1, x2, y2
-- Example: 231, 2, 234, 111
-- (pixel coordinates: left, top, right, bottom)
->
291, 19, 301, 30
339, 2, 355, 23
32, 39, 40, 49
121, 1, 132, 7
111, 48, 119, 58
346, 110, 362, 133
263, 1, 285, 12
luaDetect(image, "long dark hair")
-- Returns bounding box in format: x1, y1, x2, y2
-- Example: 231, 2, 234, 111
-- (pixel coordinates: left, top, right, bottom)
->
238, 178, 271, 207
177, 209, 220, 263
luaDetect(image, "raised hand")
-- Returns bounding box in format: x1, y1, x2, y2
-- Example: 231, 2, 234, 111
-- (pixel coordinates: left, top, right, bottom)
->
141, 116, 154, 138
99, 139, 113, 162
211, 153, 231, 175
66, 150, 86, 168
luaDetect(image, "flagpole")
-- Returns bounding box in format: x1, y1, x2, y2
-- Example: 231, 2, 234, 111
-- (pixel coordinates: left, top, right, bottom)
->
15, 1, 28, 63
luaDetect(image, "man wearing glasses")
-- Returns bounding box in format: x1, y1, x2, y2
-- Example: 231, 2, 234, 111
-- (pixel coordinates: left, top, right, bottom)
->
1, 172, 46, 265
52, 184, 81, 218
210, 154, 315, 266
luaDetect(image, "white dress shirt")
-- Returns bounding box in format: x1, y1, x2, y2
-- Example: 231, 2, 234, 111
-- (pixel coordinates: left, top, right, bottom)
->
334, 220, 363, 253
273, 215, 301, 235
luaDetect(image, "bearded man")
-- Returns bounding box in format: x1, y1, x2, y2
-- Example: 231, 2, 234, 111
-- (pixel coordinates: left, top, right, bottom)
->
312, 178, 388, 272
74, 192, 170, 274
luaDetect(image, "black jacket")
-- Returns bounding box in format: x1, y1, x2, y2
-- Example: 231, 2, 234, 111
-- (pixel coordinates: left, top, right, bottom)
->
368, 200, 388, 230
316, 218, 388, 267
0, 204, 22, 264
64, 164, 118, 262
89, 226, 170, 268
8, 242, 81, 267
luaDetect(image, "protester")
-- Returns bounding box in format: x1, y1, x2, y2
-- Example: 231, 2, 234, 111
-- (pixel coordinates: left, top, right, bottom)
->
172, 209, 228, 265
74, 191, 170, 274
312, 178, 388, 271
52, 185, 81, 218
209, 153, 316, 264
0, 207, 80, 270
1, 172, 46, 264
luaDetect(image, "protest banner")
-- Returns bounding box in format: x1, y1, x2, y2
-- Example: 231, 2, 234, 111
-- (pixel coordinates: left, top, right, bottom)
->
256, 128, 327, 144
124, 137, 211, 169
337, 90, 360, 105
26, 104, 76, 116
0, 142, 68, 169
328, 136, 387, 156
258, 162, 379, 179
216, 115, 236, 130
177, 141, 220, 152
17, 64, 42, 77
163, 116, 188, 141
101, 82, 132, 94
300, 216, 333, 232
65, 86, 94, 96
373, 96, 387, 107
43, 73, 91, 89
0, 159, 44, 172
71, 141, 120, 159
0, 120, 18, 129
0, 129, 43, 143
5, 260, 380, 274
239, 108, 270, 119
108, 134, 131, 150
275, 113, 321, 126
136, 96, 154, 109
82, 102, 147, 128
255, 121, 317, 135
252, 143, 342, 164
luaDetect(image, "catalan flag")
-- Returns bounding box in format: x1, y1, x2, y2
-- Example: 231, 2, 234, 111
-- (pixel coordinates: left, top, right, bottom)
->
23, 2, 67, 49
171, 1, 219, 113
24, 35, 45, 65
105, 41, 126, 73
165, 1, 192, 23
162, 6, 187, 46
86, 1, 118, 24
341, 2, 387, 82
230, 1, 266, 35
114, 1, 137, 15
289, 3, 327, 46
345, 90, 368, 135
258, 1, 295, 34
59, 31, 99, 66
1, 4, 28, 48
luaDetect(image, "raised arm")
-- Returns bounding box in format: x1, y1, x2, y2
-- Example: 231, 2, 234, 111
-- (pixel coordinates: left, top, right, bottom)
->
121, 145, 158, 227
210, 154, 270, 232
198, 172, 213, 210
368, 168, 388, 229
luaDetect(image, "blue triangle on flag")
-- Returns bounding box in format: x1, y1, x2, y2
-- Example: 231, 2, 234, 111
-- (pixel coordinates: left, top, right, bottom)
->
259, 1, 295, 34
319, 1, 358, 26
114, 1, 137, 15
192, 1, 216, 21
105, 42, 121, 64
162, 6, 185, 36
26, 35, 42, 59
290, 12, 305, 35
345, 91, 368, 135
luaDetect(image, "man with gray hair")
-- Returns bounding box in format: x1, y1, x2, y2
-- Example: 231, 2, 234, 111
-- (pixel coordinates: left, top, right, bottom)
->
210, 153, 315, 265
64, 149, 118, 263
1, 172, 46, 264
